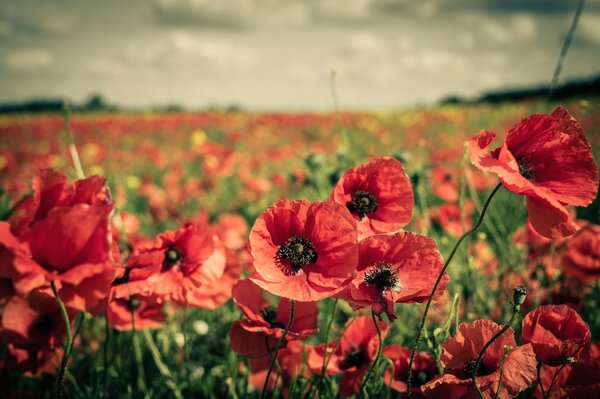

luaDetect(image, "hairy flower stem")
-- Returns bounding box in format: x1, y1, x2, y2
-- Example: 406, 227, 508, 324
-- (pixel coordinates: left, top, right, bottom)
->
51, 281, 74, 399
407, 182, 502, 397
359, 309, 383, 394
260, 300, 295, 399
472, 303, 521, 399
494, 347, 511, 399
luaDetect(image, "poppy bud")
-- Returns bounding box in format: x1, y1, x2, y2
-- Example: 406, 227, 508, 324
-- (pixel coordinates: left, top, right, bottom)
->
513, 285, 527, 307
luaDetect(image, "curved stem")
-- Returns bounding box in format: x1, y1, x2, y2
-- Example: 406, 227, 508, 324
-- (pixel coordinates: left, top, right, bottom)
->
381, 355, 396, 399
546, 362, 569, 399
537, 361, 547, 399
473, 304, 521, 399
143, 330, 184, 399
51, 281, 74, 399
407, 182, 502, 397
359, 309, 383, 394
260, 300, 295, 399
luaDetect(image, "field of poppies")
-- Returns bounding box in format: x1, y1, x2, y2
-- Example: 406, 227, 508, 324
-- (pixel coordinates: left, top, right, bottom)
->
1, 98, 599, 399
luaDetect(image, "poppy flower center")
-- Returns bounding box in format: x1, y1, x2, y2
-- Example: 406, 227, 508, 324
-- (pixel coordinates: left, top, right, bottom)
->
164, 247, 182, 268
113, 269, 131, 285
364, 262, 400, 293
32, 314, 54, 334
259, 306, 285, 329
517, 156, 536, 180
347, 190, 378, 220
462, 359, 490, 377
127, 295, 141, 311
414, 370, 430, 387
277, 236, 318, 270
341, 345, 367, 369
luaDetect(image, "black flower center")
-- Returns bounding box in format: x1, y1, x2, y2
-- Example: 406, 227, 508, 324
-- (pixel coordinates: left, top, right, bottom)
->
113, 268, 131, 286
32, 314, 54, 334
277, 236, 318, 270
364, 262, 400, 293
341, 346, 367, 369
463, 359, 489, 377
127, 295, 142, 311
259, 306, 285, 329
414, 371, 430, 387
347, 190, 378, 220
517, 156, 536, 180
164, 247, 182, 268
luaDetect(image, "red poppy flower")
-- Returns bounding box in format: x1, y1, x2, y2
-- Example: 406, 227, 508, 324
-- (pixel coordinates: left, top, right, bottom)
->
307, 315, 390, 397
335, 232, 447, 320
431, 202, 474, 238
431, 166, 459, 202
107, 294, 166, 331
4, 344, 62, 376
248, 199, 358, 302
9, 170, 111, 234
330, 157, 414, 239
469, 107, 599, 238
562, 223, 600, 282
182, 247, 242, 310
229, 279, 318, 357
382, 344, 438, 397
0, 291, 75, 350
422, 320, 537, 399
532, 361, 600, 399
521, 304, 591, 366
122, 222, 226, 303
1, 205, 116, 315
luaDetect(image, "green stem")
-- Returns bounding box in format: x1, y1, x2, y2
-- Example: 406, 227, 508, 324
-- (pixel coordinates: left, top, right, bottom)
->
312, 299, 338, 398
359, 309, 383, 394
537, 361, 547, 399
473, 304, 521, 399
407, 182, 502, 397
305, 316, 356, 399
130, 302, 147, 395
494, 346, 511, 399
548, 0, 586, 99
260, 300, 295, 399
142, 330, 184, 399
546, 362, 569, 399
381, 356, 396, 399
51, 281, 74, 399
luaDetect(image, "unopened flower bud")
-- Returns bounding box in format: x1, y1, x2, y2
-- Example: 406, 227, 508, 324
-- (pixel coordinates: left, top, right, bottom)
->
513, 285, 528, 306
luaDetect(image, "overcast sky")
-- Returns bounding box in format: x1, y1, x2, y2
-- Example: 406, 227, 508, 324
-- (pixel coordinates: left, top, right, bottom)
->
1, 0, 599, 110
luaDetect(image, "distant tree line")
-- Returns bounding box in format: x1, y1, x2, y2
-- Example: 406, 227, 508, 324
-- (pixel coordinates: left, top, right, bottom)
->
440, 73, 600, 105
0, 74, 599, 114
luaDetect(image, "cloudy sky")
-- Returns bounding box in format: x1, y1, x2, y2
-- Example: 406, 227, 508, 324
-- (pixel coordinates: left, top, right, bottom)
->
1, 0, 599, 110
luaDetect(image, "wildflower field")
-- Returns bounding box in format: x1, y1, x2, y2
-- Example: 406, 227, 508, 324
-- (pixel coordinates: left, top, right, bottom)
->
1, 98, 599, 399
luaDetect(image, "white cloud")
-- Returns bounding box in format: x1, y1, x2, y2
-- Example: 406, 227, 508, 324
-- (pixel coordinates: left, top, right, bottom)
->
481, 14, 538, 44
170, 32, 257, 70
6, 49, 53, 71
342, 31, 387, 57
